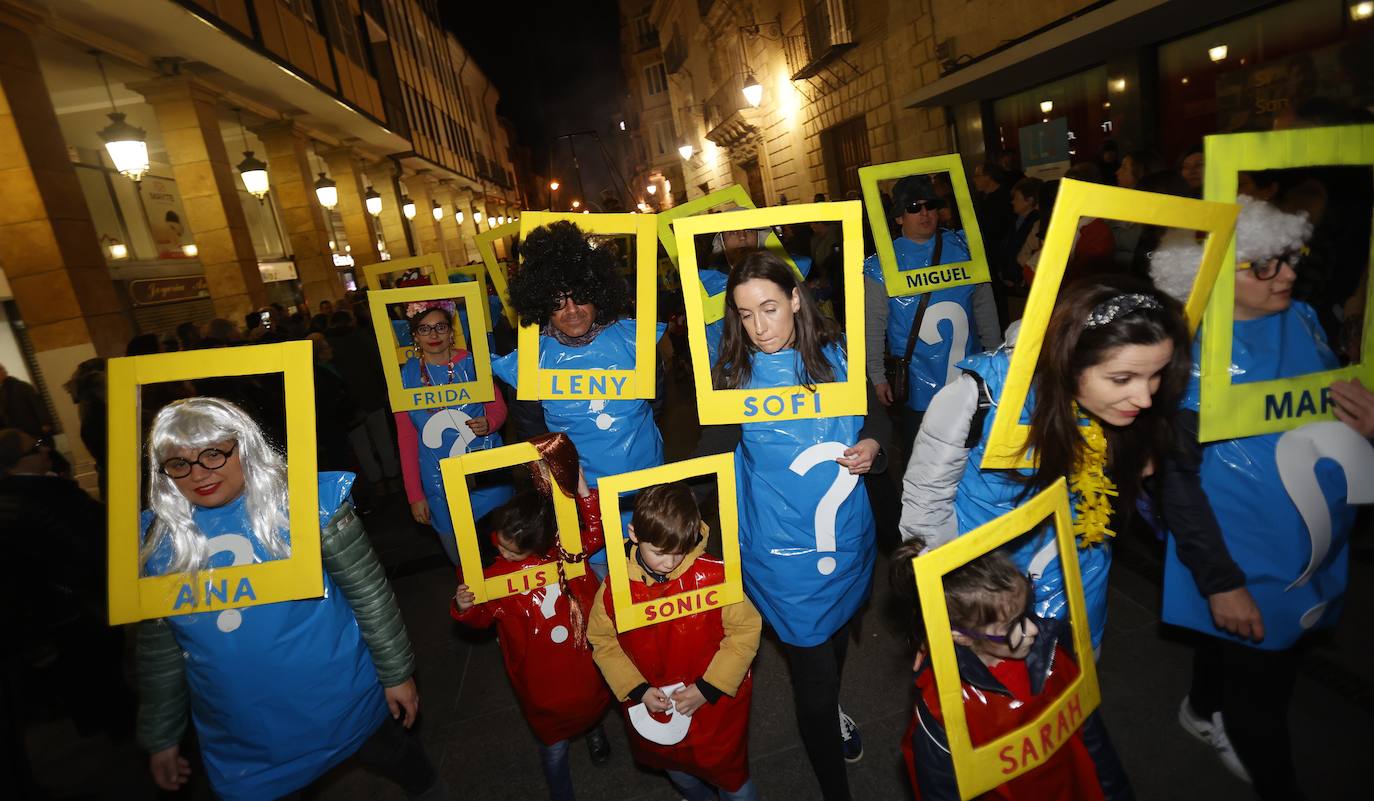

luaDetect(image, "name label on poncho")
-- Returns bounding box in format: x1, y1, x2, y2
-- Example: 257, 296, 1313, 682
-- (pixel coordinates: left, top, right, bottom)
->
742, 390, 823, 418
172, 577, 257, 610
409, 386, 473, 406
643, 589, 722, 622
996, 686, 1086, 775
548, 372, 630, 397
903, 265, 973, 290
1264, 387, 1333, 421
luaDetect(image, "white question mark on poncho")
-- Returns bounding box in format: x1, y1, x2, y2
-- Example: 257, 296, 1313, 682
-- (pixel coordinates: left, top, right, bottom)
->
533, 583, 570, 644
205, 533, 254, 633
422, 409, 476, 458
789, 442, 859, 575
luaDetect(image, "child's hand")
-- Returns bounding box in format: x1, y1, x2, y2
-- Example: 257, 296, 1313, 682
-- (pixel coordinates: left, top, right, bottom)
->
410, 499, 430, 525
385, 678, 420, 728
149, 745, 190, 791
454, 584, 476, 611
467, 416, 491, 436
641, 686, 673, 714
577, 467, 590, 498
670, 684, 707, 717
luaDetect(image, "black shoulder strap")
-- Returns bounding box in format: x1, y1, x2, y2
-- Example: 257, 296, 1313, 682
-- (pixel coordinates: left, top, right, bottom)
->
961, 368, 994, 449
900, 231, 945, 362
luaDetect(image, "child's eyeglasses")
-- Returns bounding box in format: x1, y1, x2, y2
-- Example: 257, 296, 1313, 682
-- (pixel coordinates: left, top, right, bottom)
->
953, 592, 1038, 651
1238, 246, 1308, 280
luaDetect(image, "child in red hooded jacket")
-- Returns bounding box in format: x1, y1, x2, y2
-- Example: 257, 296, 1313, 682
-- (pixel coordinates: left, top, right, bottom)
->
451, 434, 612, 801
892, 546, 1134, 801
587, 482, 763, 801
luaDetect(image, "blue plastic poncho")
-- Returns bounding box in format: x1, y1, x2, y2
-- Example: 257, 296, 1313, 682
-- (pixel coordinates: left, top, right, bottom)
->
401, 354, 512, 538
1163, 301, 1369, 650
734, 342, 876, 646
141, 472, 388, 801
864, 231, 986, 412
953, 349, 1113, 651
493, 319, 667, 563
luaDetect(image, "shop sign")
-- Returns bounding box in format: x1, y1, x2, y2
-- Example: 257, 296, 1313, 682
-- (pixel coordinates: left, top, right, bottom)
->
259, 260, 299, 283
129, 275, 209, 306
1019, 117, 1071, 180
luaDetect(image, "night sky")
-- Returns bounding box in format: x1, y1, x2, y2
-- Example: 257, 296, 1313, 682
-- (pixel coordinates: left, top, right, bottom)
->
442, 1, 631, 208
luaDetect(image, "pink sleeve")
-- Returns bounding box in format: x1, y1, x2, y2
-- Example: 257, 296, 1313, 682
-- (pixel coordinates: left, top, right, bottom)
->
395, 411, 425, 503
484, 380, 508, 431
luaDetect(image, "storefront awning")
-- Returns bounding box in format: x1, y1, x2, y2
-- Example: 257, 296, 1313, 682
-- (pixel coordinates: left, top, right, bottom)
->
901, 0, 1265, 109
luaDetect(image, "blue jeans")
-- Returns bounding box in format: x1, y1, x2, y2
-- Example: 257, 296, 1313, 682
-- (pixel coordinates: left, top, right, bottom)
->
536, 738, 574, 801
666, 769, 761, 801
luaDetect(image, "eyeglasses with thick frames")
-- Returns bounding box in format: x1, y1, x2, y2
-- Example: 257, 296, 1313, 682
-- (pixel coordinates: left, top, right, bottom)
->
953, 588, 1037, 651
904, 200, 944, 215
414, 323, 451, 336
1239, 246, 1308, 280
160, 443, 238, 478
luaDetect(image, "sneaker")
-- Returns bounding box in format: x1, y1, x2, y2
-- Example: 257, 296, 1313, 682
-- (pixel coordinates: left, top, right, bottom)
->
839, 706, 863, 763
586, 724, 611, 765
1178, 696, 1251, 783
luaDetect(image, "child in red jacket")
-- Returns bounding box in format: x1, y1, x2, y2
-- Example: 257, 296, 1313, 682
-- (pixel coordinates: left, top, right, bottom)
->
452, 434, 612, 801
587, 482, 763, 801
892, 546, 1134, 801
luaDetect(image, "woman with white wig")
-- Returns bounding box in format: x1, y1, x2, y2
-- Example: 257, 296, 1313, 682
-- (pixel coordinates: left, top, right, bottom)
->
135, 397, 449, 800
1153, 196, 1374, 798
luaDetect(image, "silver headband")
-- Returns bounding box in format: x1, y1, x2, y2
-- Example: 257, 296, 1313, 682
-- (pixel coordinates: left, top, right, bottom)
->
1085, 293, 1163, 329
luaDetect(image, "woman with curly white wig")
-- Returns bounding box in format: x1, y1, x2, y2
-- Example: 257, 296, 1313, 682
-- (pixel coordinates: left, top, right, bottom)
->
136, 397, 449, 800
1153, 195, 1374, 799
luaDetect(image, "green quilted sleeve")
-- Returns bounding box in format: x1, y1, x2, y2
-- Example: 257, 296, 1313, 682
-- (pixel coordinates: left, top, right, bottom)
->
135, 618, 188, 754
319, 503, 416, 687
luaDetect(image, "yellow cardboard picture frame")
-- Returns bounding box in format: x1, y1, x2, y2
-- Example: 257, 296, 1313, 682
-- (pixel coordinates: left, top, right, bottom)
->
440, 442, 584, 605
911, 478, 1098, 800
980, 179, 1239, 468
362, 253, 449, 291
106, 341, 322, 625
655, 184, 800, 325
515, 211, 658, 401
596, 454, 744, 633
368, 281, 496, 413
858, 154, 992, 297
1199, 125, 1374, 442
673, 201, 868, 425
476, 219, 521, 328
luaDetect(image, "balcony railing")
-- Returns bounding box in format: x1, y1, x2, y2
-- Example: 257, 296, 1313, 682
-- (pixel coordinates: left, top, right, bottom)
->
703, 73, 751, 138
785, 0, 857, 80
664, 29, 688, 74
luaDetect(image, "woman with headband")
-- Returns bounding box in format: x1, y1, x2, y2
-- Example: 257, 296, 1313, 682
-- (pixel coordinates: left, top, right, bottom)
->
899, 277, 1192, 653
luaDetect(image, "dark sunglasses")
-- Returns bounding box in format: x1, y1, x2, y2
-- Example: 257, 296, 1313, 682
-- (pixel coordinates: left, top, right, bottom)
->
905, 200, 945, 214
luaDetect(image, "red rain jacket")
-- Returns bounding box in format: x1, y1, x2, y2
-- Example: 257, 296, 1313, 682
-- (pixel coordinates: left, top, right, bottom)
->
600, 553, 753, 792
451, 491, 611, 744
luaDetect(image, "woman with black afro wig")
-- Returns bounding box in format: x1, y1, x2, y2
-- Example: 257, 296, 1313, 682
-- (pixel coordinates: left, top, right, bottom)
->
493, 219, 666, 579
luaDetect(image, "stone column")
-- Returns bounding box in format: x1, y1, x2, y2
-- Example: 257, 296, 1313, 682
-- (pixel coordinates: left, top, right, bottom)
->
322, 147, 381, 280
364, 162, 411, 259
0, 5, 133, 480
132, 75, 267, 320
401, 173, 444, 261
252, 121, 340, 305
438, 182, 469, 267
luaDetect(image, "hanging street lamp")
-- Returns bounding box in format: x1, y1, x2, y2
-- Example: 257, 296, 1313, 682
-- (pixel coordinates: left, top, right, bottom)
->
314, 172, 338, 210
364, 185, 383, 216
92, 51, 149, 183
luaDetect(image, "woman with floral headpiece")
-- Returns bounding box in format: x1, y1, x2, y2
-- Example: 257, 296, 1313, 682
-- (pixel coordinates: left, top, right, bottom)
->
397, 300, 512, 565
898, 276, 1192, 653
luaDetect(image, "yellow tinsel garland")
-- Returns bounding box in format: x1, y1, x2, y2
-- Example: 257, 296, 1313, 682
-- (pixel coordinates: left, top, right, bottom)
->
1069, 410, 1118, 548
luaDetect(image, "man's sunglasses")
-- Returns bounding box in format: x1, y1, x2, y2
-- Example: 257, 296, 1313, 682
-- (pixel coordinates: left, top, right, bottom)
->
904, 200, 945, 214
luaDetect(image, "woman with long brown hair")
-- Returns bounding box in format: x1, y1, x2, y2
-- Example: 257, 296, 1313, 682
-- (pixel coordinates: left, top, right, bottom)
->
696, 251, 892, 801
899, 276, 1192, 652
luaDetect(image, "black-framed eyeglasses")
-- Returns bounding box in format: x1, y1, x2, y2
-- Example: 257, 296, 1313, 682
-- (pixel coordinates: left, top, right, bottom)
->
160, 444, 237, 478
953, 589, 1037, 651
905, 200, 944, 214
414, 323, 451, 336
1239, 246, 1308, 280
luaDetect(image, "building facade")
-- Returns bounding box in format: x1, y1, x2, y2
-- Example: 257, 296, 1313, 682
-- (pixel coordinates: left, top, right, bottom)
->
0, 0, 522, 485
623, 0, 1374, 206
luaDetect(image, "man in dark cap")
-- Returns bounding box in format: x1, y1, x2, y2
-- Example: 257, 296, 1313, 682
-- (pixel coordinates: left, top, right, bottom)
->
862, 175, 1001, 455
